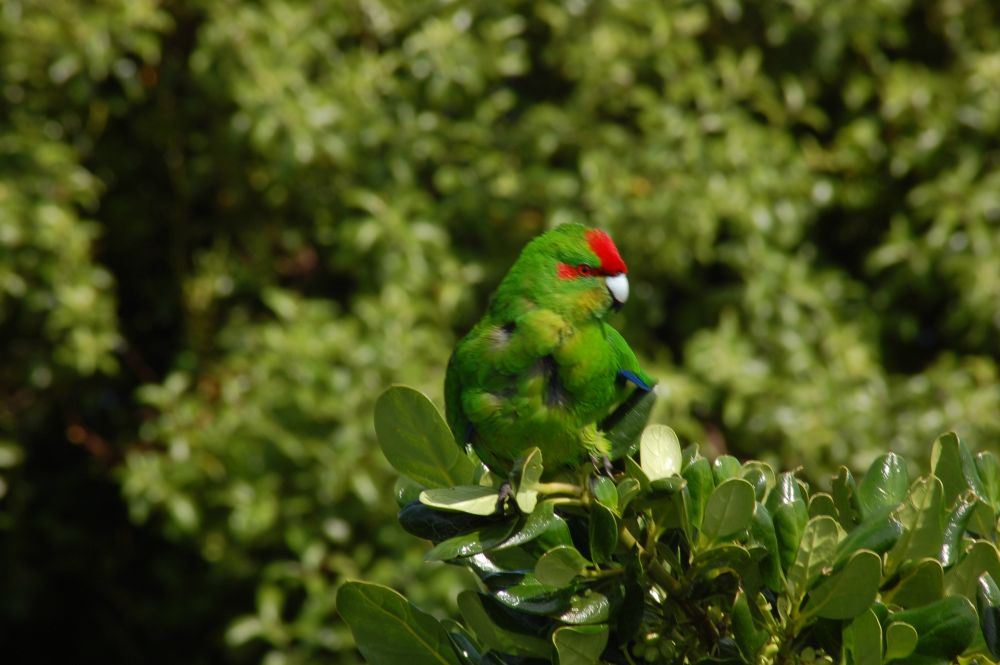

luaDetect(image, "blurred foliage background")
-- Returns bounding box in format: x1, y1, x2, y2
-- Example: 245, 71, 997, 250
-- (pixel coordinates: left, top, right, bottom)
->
2, 0, 1000, 663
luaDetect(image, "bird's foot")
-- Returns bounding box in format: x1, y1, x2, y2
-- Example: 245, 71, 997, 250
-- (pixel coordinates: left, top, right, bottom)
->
496, 482, 515, 513
591, 454, 616, 478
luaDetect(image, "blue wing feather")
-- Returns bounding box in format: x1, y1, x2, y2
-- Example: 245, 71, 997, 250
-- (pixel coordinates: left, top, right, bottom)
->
618, 369, 653, 392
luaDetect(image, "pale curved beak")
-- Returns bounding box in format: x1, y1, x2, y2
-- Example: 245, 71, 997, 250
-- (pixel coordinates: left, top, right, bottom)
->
605, 273, 629, 305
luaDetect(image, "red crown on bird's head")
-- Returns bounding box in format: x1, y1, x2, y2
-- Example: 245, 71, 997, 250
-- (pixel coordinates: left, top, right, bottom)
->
585, 229, 627, 275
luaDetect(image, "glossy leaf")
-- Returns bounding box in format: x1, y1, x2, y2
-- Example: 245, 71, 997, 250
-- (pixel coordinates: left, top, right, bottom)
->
398, 501, 500, 543
616, 478, 642, 513
942, 539, 1000, 601
535, 546, 589, 587
748, 502, 784, 590
884, 622, 918, 661
712, 455, 742, 485
858, 453, 909, 520
639, 425, 681, 481
741, 461, 775, 502
788, 516, 842, 601
939, 491, 977, 566
458, 591, 551, 658
732, 590, 767, 662
551, 625, 608, 665
890, 595, 978, 660
514, 448, 543, 514
831, 466, 861, 529
807, 493, 837, 520
420, 486, 501, 516
700, 478, 755, 543
976, 451, 1000, 509
683, 456, 715, 531
426, 521, 518, 562
931, 431, 988, 508
338, 581, 463, 665
883, 558, 944, 608
977, 573, 1000, 658
845, 608, 882, 665
590, 476, 618, 512
768, 473, 810, 572
558, 591, 610, 625
802, 550, 881, 620
833, 514, 903, 570
886, 476, 945, 575
497, 501, 572, 551
375, 386, 474, 488
588, 502, 618, 564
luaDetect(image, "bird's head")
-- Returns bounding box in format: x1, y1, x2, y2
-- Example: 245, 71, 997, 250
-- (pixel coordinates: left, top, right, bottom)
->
497, 224, 630, 321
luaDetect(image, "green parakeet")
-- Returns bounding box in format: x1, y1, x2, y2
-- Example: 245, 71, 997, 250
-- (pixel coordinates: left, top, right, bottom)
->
445, 224, 655, 475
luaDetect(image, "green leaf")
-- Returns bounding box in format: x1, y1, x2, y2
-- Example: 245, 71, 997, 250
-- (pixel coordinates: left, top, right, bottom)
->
700, 478, 755, 543
683, 456, 715, 531
639, 425, 681, 481
499, 502, 572, 551
931, 431, 988, 508
788, 516, 843, 601
616, 478, 642, 513
767, 473, 809, 573
741, 461, 775, 502
882, 558, 944, 608
603, 387, 657, 459
845, 608, 882, 665
589, 502, 618, 564
494, 574, 573, 616
732, 591, 768, 662
375, 386, 474, 488
748, 503, 784, 591
884, 622, 918, 661
509, 449, 540, 513
591, 476, 618, 512
886, 476, 945, 575
978, 573, 1000, 658
942, 539, 1000, 602
831, 466, 861, 529
551, 625, 608, 665
890, 596, 978, 660
426, 521, 518, 562
689, 543, 752, 580
395, 475, 425, 507
535, 546, 589, 587
458, 591, 551, 658
833, 514, 903, 570
807, 493, 837, 520
558, 591, 610, 625
625, 455, 651, 492
420, 486, 500, 516
802, 550, 881, 620
712, 455, 742, 485
858, 453, 909, 520
976, 451, 1000, 509
338, 581, 463, 665
398, 501, 497, 543
976, 573, 1000, 658
940, 491, 977, 566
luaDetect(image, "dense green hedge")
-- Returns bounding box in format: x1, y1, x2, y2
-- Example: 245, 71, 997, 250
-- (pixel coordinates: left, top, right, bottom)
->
3, 1, 1000, 663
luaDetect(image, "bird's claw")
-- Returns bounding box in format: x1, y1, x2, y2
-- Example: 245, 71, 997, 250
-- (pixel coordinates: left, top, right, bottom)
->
496, 482, 515, 513
591, 454, 616, 478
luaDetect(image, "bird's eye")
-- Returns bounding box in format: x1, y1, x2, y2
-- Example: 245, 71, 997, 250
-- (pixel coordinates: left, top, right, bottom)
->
578, 264, 592, 275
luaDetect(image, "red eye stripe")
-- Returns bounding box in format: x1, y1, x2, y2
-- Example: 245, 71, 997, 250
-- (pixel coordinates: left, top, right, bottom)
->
585, 229, 627, 274
557, 263, 603, 279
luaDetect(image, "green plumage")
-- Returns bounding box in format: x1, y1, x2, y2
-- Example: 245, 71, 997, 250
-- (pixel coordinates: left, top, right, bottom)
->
445, 224, 654, 474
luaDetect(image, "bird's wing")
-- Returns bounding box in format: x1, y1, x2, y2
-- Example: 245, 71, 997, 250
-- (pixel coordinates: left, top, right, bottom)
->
603, 323, 656, 390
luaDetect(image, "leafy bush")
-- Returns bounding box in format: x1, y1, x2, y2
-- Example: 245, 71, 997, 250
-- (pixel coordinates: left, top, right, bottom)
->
340, 386, 1000, 665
